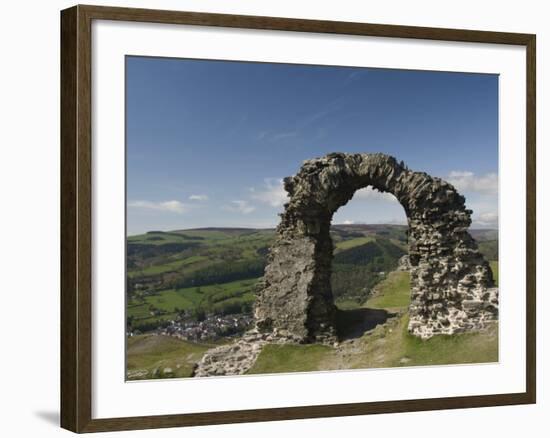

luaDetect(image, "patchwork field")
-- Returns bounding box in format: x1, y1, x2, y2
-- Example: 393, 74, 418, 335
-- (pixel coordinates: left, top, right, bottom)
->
126, 224, 498, 379
126, 225, 413, 333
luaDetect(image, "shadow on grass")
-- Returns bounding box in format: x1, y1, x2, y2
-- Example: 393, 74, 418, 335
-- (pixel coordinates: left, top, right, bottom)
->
335, 307, 395, 341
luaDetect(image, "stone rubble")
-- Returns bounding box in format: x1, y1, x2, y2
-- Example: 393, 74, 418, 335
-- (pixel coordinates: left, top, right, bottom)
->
397, 254, 411, 271
193, 329, 303, 377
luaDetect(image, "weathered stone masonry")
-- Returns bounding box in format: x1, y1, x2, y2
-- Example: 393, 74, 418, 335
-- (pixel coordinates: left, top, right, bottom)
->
254, 153, 498, 341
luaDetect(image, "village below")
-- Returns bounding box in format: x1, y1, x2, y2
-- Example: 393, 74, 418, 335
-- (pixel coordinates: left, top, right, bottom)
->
126, 224, 498, 380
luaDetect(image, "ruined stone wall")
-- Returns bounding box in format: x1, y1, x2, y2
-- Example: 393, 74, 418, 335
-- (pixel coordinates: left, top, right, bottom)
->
254, 153, 498, 341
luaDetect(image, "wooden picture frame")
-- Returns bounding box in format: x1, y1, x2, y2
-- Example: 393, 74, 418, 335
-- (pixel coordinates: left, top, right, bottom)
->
60, 4, 536, 433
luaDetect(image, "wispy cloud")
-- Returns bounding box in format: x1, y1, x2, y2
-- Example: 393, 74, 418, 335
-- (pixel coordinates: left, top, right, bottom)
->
354, 186, 398, 202
224, 200, 255, 215
270, 131, 298, 141
255, 96, 347, 144
255, 130, 298, 143
256, 131, 268, 141
299, 96, 346, 128
189, 194, 208, 201
250, 178, 289, 208
128, 200, 189, 214
447, 171, 498, 195
335, 217, 407, 226
344, 70, 368, 84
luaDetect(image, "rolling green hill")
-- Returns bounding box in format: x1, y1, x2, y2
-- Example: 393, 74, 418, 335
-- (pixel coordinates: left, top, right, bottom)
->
126, 225, 499, 380
127, 225, 497, 334
126, 225, 410, 333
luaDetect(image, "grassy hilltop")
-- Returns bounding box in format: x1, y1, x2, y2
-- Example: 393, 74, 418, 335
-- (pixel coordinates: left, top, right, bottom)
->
249, 270, 498, 375
126, 224, 498, 380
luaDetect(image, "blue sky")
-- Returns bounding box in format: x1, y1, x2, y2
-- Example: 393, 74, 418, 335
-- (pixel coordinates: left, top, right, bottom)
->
126, 56, 498, 235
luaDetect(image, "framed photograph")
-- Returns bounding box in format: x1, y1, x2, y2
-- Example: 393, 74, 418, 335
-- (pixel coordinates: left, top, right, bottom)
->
60, 4, 536, 433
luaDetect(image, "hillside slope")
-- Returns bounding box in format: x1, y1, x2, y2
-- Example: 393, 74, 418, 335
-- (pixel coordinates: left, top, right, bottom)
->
248, 270, 498, 374
126, 225, 498, 380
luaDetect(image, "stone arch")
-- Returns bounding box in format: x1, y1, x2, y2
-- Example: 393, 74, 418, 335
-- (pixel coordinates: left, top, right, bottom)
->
254, 153, 498, 341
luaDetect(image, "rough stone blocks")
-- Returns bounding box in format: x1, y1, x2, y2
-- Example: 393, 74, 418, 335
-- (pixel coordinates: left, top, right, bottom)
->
254, 153, 498, 341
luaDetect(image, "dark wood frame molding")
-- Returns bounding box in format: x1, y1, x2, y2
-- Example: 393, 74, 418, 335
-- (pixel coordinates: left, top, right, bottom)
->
61, 4, 536, 433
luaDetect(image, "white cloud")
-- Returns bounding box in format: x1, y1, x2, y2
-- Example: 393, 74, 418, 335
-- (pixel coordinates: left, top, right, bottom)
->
250, 178, 289, 208
472, 211, 498, 228
127, 200, 189, 214
354, 186, 398, 202
224, 200, 255, 215
342, 220, 355, 225
447, 171, 498, 195
189, 194, 208, 201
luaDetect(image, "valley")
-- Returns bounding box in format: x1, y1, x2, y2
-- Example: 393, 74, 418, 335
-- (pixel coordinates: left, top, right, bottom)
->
126, 224, 498, 380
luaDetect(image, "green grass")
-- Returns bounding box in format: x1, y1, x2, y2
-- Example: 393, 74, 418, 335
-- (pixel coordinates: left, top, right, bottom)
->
146, 289, 201, 311
396, 316, 498, 366
243, 314, 499, 375
128, 255, 210, 278
249, 267, 497, 375
174, 228, 272, 242
356, 268, 497, 368
366, 271, 411, 310
248, 344, 335, 374
128, 231, 198, 245
127, 302, 158, 320
334, 236, 373, 251
348, 314, 498, 369
127, 278, 259, 326
126, 335, 213, 380
249, 313, 498, 375
126, 227, 499, 378
334, 298, 362, 310
389, 238, 408, 251
478, 240, 498, 261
